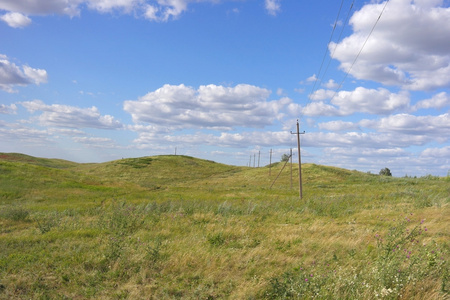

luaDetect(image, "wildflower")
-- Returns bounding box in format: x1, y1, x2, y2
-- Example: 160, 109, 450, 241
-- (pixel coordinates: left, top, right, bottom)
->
305, 278, 308, 282
310, 274, 313, 277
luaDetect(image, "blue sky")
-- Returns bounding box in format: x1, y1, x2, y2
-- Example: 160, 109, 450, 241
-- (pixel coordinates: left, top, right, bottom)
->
1, 0, 449, 176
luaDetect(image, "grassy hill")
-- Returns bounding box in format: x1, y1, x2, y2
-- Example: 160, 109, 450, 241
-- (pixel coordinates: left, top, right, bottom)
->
0, 153, 448, 299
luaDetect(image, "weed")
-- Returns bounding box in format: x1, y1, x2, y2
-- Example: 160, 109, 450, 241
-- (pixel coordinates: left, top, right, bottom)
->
35, 212, 60, 234
208, 232, 226, 247
97, 201, 145, 235
0, 207, 29, 221
263, 216, 448, 299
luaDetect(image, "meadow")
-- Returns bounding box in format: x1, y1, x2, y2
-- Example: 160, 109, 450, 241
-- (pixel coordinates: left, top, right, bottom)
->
0, 153, 448, 299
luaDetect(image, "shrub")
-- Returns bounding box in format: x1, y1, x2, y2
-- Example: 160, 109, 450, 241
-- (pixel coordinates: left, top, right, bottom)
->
379, 168, 392, 176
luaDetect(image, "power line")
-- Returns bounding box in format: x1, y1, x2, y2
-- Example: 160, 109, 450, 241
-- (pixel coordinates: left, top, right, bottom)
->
318, 0, 355, 91
329, 0, 390, 102
309, 0, 346, 100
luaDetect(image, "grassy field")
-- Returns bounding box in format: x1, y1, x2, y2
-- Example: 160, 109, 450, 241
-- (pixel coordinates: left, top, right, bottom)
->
0, 152, 448, 299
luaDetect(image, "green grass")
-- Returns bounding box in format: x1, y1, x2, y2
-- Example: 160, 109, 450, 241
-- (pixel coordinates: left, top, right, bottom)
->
0, 153, 448, 299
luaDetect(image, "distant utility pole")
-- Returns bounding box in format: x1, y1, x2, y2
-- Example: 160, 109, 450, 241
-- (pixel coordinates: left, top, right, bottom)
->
253, 154, 256, 168
291, 120, 305, 199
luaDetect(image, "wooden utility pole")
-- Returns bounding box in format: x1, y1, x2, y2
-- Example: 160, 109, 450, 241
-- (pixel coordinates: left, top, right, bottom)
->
291, 120, 305, 199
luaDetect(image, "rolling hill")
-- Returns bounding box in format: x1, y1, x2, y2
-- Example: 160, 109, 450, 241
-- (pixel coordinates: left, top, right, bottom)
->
0, 153, 448, 299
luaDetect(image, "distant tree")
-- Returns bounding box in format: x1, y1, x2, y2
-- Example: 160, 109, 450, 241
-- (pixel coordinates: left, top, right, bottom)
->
281, 154, 290, 162
379, 167, 392, 176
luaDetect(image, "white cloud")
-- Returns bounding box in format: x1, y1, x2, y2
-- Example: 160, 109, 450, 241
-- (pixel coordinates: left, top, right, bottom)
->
412, 92, 450, 110
0, 12, 31, 28
124, 83, 293, 130
420, 145, 450, 158
306, 74, 317, 82
324, 147, 407, 158
0, 0, 81, 17
302, 102, 341, 117
21, 100, 122, 129
318, 120, 359, 131
331, 87, 410, 115
0, 122, 51, 144
0, 103, 17, 114
48, 128, 85, 136
0, 54, 48, 92
331, 0, 450, 90
323, 79, 339, 89
306, 87, 410, 116
309, 89, 335, 101
0, 0, 231, 24
265, 0, 281, 16
144, 0, 189, 22
22, 65, 48, 85
131, 129, 293, 149
73, 136, 117, 148
360, 113, 450, 140
86, 0, 139, 13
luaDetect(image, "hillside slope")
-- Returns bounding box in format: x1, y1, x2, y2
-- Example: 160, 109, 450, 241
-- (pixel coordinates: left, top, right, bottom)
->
0, 153, 448, 299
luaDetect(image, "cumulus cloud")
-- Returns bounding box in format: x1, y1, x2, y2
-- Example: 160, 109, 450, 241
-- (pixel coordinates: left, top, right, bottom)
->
131, 129, 293, 149
331, 0, 450, 90
0, 12, 31, 28
124, 83, 294, 130
360, 113, 450, 140
144, 0, 189, 22
303, 131, 432, 149
420, 145, 450, 158
304, 87, 410, 116
302, 101, 342, 117
323, 79, 339, 89
0, 54, 48, 92
331, 87, 410, 115
412, 92, 450, 111
324, 147, 407, 158
0, 0, 280, 25
73, 136, 117, 148
21, 100, 122, 129
0, 122, 50, 144
318, 120, 359, 131
265, 0, 281, 16
0, 103, 17, 114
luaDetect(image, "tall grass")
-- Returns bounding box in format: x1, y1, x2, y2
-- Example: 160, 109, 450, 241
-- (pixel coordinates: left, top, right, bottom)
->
0, 154, 448, 299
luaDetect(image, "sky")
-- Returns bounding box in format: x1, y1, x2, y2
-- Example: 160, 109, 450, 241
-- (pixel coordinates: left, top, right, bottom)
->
1, 0, 449, 177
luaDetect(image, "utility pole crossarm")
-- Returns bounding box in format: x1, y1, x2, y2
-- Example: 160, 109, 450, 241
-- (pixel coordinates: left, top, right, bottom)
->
290, 120, 305, 199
